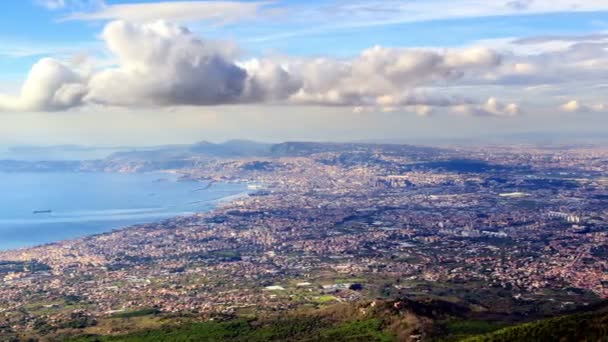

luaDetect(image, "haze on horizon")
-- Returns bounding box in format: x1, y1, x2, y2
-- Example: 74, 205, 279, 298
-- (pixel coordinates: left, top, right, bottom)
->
1, 0, 608, 147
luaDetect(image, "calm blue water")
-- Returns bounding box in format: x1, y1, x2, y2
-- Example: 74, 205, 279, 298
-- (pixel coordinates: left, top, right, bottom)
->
0, 172, 246, 250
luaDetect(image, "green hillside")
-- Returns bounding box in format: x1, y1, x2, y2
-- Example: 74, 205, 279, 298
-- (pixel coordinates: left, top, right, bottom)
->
67, 318, 395, 342
64, 301, 403, 342
17, 299, 608, 341
462, 304, 608, 342
44, 298, 454, 341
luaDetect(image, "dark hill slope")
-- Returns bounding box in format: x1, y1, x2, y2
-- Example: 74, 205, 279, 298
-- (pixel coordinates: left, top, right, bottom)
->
462, 302, 608, 342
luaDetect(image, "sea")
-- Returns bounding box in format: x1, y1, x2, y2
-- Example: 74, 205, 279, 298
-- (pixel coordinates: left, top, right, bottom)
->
0, 172, 247, 250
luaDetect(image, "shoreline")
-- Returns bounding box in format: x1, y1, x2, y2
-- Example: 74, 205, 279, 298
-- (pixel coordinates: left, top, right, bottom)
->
0, 178, 251, 253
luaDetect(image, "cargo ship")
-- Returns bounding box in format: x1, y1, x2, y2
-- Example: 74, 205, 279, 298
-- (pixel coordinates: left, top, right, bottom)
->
32, 210, 52, 214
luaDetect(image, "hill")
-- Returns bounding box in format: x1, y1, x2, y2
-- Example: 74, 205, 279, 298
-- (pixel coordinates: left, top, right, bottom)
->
38, 298, 466, 341
107, 140, 273, 161
462, 302, 608, 342
7, 297, 608, 341
43, 299, 608, 342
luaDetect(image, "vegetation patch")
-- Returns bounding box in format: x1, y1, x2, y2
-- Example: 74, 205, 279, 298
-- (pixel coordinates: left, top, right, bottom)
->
111, 308, 161, 319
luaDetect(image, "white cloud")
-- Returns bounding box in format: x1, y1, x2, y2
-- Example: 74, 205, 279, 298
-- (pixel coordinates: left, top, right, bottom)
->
36, 0, 104, 11
452, 97, 520, 117
288, 46, 500, 107
459, 33, 608, 96
239, 59, 302, 102
36, 0, 66, 9
0, 58, 86, 111
63, 1, 272, 24
413, 105, 434, 117
85, 20, 248, 107
12, 19, 608, 116
560, 100, 608, 113
561, 100, 586, 112
0, 20, 507, 112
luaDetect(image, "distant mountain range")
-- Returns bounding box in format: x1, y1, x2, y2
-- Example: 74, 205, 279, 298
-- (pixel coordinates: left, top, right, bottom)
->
0, 140, 445, 172
3, 131, 607, 163
107, 140, 274, 161
0, 145, 133, 161
105, 140, 445, 164
0, 136, 605, 173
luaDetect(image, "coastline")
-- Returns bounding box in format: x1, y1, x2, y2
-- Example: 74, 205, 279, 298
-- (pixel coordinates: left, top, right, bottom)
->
213, 191, 251, 206
0, 174, 250, 253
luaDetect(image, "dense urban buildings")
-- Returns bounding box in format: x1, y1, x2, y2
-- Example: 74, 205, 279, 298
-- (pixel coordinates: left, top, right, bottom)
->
0, 142, 606, 339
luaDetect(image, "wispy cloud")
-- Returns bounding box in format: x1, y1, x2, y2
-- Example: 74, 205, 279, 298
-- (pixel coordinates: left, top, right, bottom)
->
35, 0, 105, 11
316, 0, 608, 25
35, 0, 66, 9
0, 39, 100, 58
46, 0, 608, 36
249, 0, 608, 42
61, 1, 274, 24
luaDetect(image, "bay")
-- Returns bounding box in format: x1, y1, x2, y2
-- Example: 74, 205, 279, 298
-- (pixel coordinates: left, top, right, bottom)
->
0, 172, 246, 250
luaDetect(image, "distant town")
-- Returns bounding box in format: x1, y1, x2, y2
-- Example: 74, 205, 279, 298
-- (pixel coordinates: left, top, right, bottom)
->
0, 141, 606, 338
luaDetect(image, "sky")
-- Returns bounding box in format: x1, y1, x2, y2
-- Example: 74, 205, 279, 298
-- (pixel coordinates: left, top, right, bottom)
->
1, 0, 608, 146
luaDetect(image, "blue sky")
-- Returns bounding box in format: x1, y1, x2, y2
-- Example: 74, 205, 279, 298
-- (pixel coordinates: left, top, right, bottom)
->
3, 1, 608, 58
3, 1, 608, 67
1, 0, 608, 146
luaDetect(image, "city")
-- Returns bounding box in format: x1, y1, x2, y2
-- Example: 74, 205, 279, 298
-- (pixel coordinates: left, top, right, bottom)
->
2, 0, 608, 340
0, 142, 606, 340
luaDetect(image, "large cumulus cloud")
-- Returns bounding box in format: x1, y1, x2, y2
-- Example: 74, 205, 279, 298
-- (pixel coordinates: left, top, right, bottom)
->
86, 20, 248, 106
0, 20, 507, 113
287, 46, 500, 108
0, 58, 86, 111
